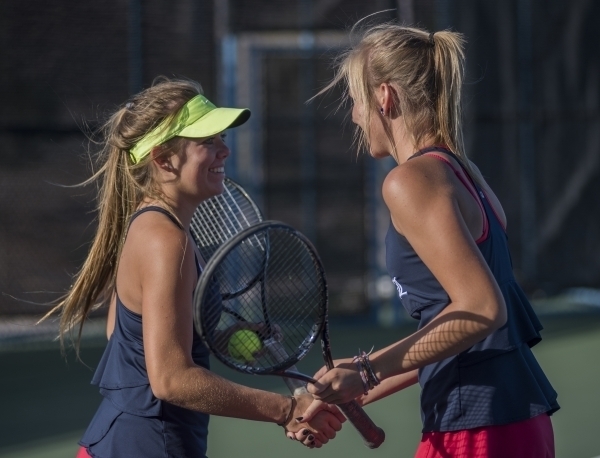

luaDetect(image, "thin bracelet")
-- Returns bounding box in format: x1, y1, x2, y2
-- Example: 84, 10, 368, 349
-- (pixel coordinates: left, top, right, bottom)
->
360, 351, 381, 388
358, 356, 375, 390
277, 395, 297, 427
353, 349, 381, 393
354, 359, 370, 395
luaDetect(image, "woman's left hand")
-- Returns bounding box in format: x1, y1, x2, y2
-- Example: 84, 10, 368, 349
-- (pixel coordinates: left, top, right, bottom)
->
306, 361, 365, 405
283, 396, 345, 448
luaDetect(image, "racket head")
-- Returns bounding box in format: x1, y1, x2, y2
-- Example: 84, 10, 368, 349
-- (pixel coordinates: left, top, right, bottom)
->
191, 177, 263, 261
193, 221, 328, 375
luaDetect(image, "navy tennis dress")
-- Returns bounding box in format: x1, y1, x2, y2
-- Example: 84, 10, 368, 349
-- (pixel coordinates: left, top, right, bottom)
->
79, 207, 212, 458
385, 148, 559, 432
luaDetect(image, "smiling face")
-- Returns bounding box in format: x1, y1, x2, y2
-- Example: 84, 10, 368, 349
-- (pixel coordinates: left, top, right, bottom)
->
174, 132, 230, 204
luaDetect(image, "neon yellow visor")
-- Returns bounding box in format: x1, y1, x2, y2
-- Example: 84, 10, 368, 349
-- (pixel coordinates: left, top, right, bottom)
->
129, 94, 250, 164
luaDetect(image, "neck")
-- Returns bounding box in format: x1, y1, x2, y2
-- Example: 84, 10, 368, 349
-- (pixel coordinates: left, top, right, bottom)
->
386, 118, 437, 164
143, 191, 197, 229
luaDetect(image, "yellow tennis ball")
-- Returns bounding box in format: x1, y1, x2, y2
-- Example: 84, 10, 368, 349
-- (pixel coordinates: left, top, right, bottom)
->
228, 330, 263, 362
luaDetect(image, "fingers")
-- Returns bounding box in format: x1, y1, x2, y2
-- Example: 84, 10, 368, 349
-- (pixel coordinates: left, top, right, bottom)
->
291, 428, 308, 441
307, 381, 337, 403
308, 367, 365, 405
312, 365, 328, 380
312, 412, 340, 439
297, 398, 345, 426
312, 390, 347, 405
298, 398, 324, 423
323, 403, 346, 424
306, 378, 328, 396
284, 387, 347, 449
291, 428, 325, 448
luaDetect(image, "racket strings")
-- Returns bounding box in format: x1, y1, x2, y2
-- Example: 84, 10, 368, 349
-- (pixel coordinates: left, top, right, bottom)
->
192, 192, 247, 245
199, 226, 326, 373
191, 179, 263, 260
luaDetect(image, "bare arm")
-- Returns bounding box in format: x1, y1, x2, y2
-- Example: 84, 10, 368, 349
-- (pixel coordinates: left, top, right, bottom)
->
301, 364, 418, 421
358, 369, 419, 406
308, 158, 507, 404
125, 217, 342, 439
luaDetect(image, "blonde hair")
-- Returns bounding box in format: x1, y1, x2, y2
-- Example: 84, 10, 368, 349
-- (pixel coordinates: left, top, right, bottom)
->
319, 24, 475, 176
44, 77, 202, 353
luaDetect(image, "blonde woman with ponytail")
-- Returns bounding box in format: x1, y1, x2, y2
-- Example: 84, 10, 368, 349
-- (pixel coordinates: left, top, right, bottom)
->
303, 25, 559, 457
50, 77, 344, 458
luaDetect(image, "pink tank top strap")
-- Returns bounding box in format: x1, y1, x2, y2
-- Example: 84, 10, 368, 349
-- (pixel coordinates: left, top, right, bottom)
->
422, 152, 489, 244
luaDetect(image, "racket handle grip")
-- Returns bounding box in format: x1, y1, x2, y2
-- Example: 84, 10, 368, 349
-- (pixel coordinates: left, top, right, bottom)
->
283, 374, 309, 395
263, 339, 308, 395
337, 400, 385, 449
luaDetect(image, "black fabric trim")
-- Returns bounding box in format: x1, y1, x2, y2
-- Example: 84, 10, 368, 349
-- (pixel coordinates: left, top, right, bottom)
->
130, 206, 184, 229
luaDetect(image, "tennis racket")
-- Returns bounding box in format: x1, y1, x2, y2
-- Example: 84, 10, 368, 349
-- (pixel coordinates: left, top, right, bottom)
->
190, 177, 263, 262
193, 221, 385, 449
191, 178, 306, 394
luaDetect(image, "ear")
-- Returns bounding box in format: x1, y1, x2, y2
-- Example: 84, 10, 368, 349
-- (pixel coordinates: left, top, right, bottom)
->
377, 83, 398, 117
151, 146, 173, 172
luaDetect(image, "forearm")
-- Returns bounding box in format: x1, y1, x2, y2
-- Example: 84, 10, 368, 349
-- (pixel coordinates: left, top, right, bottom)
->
156, 365, 290, 424
358, 369, 418, 406
371, 304, 501, 381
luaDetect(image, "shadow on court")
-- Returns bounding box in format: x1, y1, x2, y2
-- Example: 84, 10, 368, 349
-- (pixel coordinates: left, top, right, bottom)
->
1, 312, 599, 458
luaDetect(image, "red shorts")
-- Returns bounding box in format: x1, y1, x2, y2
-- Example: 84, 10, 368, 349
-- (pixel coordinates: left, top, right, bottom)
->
76, 446, 92, 458
414, 414, 554, 458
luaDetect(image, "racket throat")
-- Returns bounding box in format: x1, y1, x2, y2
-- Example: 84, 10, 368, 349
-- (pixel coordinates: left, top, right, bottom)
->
263, 337, 315, 393
275, 368, 314, 396
277, 369, 315, 385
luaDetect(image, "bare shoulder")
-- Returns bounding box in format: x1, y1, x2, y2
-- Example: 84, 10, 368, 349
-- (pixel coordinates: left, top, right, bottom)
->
129, 211, 188, 252
384, 157, 447, 197
383, 157, 454, 228
125, 210, 194, 276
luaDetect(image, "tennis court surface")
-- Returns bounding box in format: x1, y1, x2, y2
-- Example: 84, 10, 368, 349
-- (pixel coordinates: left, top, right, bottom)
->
1, 308, 599, 458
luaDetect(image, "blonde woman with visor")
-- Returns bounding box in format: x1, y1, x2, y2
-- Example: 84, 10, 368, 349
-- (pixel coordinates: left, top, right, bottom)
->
303, 25, 559, 458
46, 77, 344, 458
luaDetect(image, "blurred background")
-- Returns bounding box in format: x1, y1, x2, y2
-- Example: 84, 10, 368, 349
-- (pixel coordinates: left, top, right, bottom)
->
1, 0, 599, 457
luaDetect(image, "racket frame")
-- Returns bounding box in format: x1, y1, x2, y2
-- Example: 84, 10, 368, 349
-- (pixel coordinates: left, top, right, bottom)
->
193, 221, 327, 377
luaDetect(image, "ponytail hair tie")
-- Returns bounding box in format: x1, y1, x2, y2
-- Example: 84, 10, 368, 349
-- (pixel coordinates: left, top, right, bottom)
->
429, 32, 436, 46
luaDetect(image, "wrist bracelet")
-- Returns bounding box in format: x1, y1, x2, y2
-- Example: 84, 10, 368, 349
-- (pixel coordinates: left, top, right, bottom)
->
353, 348, 381, 394
354, 359, 370, 395
360, 351, 381, 388
277, 395, 297, 427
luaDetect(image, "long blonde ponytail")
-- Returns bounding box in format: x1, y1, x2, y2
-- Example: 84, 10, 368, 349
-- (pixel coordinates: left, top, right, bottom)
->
430, 31, 468, 169
316, 24, 478, 180
44, 77, 201, 354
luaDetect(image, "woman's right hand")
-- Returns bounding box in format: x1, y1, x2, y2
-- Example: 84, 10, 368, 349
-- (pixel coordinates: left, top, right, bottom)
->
282, 394, 345, 448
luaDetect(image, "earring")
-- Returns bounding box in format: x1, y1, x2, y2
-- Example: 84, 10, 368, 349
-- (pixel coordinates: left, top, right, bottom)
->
380, 107, 385, 116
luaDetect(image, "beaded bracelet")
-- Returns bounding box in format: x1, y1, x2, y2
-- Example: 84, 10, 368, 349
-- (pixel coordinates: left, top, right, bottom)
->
277, 395, 297, 427
360, 350, 381, 388
353, 349, 381, 393
354, 359, 370, 395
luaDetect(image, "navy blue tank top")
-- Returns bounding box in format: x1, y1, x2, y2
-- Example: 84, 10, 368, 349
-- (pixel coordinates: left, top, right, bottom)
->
385, 149, 559, 432
80, 207, 212, 457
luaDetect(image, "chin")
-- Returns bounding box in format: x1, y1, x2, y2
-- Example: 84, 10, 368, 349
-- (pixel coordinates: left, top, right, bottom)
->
369, 148, 390, 160
194, 184, 224, 205
207, 173, 226, 191
204, 185, 224, 200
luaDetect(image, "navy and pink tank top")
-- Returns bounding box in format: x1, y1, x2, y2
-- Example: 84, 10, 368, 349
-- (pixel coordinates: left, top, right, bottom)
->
385, 148, 559, 432
79, 207, 212, 457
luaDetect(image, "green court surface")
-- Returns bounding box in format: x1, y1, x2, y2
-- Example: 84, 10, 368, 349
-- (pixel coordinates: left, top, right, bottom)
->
1, 314, 599, 458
